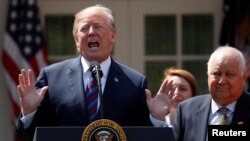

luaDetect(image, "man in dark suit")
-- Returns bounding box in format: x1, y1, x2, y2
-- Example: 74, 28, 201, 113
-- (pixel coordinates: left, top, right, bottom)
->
16, 4, 151, 141
173, 46, 250, 141
146, 46, 250, 141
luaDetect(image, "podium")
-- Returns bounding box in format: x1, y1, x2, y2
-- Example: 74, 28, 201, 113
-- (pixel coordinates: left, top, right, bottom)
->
33, 126, 175, 141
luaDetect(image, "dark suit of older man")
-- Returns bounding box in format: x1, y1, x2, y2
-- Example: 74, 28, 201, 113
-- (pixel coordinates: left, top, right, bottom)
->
173, 92, 250, 141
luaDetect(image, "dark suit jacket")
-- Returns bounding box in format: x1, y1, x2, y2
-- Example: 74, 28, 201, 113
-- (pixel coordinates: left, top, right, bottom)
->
16, 56, 152, 140
173, 92, 250, 141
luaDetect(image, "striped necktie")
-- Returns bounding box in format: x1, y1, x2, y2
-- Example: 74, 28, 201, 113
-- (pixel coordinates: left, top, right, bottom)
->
218, 107, 230, 125
85, 77, 98, 121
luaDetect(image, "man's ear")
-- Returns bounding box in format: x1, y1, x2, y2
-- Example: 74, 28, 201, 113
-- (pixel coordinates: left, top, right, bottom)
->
111, 30, 117, 43
243, 69, 248, 80
74, 36, 80, 50
74, 35, 79, 44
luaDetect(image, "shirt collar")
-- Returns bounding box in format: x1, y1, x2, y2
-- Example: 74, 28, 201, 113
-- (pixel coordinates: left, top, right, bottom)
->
81, 56, 111, 79
211, 99, 236, 115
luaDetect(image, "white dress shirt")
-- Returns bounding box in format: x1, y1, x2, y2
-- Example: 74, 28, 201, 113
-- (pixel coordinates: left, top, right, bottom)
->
208, 99, 235, 125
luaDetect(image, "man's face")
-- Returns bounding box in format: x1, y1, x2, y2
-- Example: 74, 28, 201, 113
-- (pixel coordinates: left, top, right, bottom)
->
74, 13, 116, 63
207, 54, 245, 105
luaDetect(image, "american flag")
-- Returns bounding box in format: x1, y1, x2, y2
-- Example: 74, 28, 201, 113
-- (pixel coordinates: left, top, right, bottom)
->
219, 0, 250, 50
2, 0, 48, 140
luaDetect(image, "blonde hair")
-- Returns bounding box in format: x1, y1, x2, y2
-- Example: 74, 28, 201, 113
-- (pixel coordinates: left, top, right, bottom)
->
72, 4, 115, 38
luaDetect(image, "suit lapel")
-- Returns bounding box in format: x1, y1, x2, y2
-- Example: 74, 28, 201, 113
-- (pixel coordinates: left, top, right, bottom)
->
232, 92, 250, 125
101, 60, 121, 116
193, 96, 211, 141
67, 57, 84, 99
66, 57, 89, 121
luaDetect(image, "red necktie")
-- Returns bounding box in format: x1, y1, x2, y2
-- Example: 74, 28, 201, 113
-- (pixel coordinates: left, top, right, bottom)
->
85, 77, 98, 121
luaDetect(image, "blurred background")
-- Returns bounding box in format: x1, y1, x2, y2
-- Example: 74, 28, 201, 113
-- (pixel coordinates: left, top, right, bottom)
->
0, 0, 249, 140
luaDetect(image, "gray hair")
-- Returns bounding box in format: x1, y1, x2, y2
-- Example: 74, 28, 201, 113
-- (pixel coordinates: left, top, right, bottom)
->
207, 45, 246, 76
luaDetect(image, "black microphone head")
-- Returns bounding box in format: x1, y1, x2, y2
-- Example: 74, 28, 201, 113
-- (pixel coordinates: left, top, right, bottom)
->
90, 61, 103, 79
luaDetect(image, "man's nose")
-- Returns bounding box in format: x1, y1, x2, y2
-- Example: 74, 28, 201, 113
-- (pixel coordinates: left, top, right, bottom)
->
218, 74, 227, 83
88, 26, 96, 35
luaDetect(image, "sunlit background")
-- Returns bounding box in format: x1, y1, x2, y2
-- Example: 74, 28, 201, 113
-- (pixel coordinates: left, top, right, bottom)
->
0, 0, 249, 141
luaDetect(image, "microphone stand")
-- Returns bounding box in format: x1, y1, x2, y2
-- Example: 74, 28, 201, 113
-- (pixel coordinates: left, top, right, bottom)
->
94, 65, 104, 119
91, 61, 104, 119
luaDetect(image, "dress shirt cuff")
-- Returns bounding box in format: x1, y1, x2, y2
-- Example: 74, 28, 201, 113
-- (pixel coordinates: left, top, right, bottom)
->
20, 109, 37, 129
150, 114, 168, 127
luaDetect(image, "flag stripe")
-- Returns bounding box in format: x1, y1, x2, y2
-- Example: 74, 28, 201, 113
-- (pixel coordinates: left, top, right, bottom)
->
2, 0, 48, 140
29, 56, 40, 77
4, 33, 31, 70
8, 90, 20, 117
36, 47, 48, 70
2, 68, 20, 109
2, 50, 20, 84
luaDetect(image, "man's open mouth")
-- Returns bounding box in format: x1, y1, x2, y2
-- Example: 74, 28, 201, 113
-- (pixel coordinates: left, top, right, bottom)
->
88, 41, 100, 48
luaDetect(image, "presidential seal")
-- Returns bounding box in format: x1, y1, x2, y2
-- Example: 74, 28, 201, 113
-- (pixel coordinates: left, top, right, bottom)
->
82, 119, 127, 141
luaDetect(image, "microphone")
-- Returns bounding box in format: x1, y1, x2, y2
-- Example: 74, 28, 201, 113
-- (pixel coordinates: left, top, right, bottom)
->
90, 61, 104, 119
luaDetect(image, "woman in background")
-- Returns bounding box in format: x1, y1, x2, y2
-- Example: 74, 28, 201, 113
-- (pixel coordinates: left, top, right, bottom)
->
146, 67, 199, 127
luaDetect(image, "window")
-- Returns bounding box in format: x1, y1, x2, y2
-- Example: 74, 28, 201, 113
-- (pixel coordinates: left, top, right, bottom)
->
45, 15, 75, 63
145, 14, 213, 94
